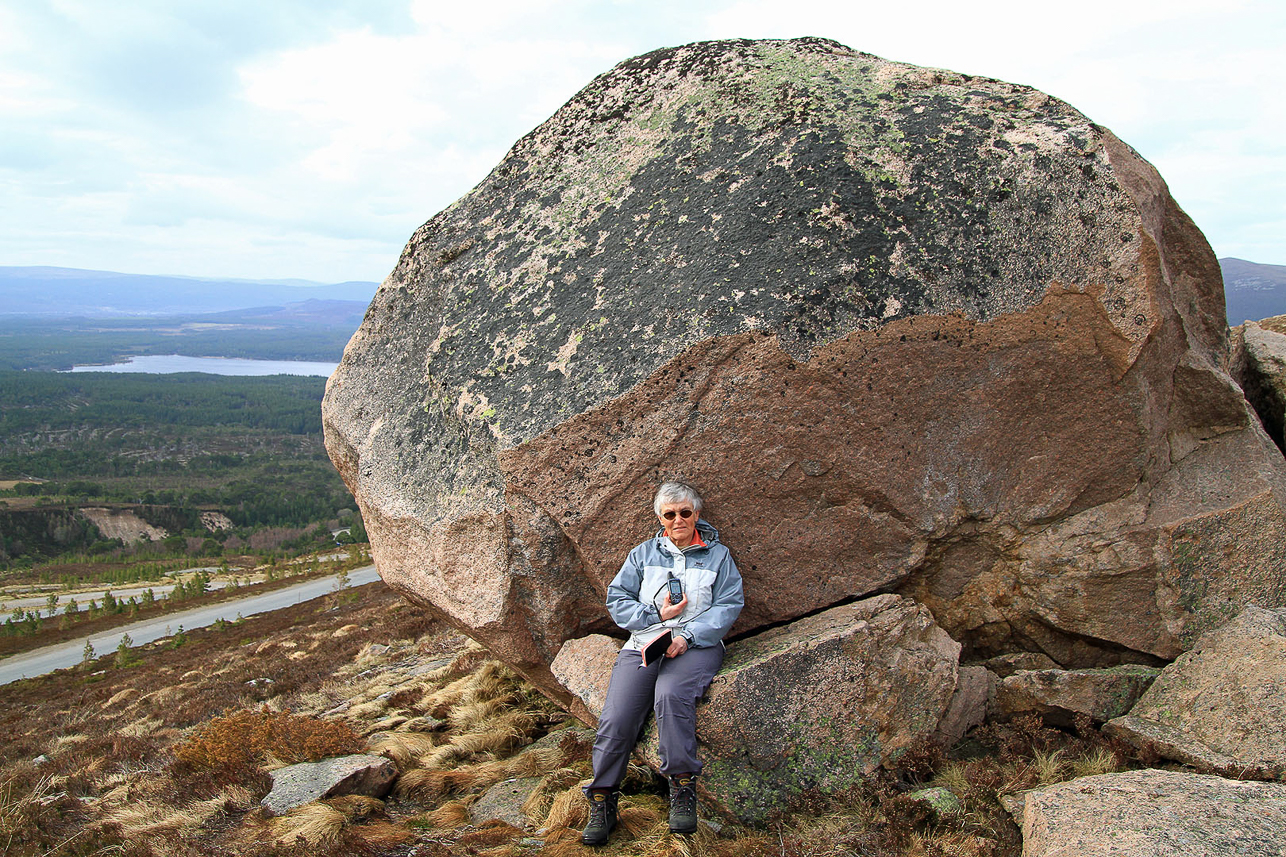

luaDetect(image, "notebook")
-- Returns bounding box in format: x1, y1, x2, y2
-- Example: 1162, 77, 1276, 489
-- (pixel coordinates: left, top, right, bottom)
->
640, 630, 673, 667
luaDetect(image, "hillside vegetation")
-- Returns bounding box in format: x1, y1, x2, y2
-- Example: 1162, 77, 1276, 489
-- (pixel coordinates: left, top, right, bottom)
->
0, 372, 357, 573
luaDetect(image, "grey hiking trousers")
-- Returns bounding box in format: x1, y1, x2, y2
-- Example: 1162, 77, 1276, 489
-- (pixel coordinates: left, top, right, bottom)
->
588, 643, 724, 790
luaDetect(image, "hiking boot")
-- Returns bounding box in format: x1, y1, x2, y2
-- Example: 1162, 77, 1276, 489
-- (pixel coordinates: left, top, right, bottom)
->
581, 788, 619, 846
668, 774, 698, 834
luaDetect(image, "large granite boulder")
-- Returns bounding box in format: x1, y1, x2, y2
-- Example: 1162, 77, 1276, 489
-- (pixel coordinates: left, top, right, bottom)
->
323, 37, 1286, 700
1105, 604, 1286, 778
553, 595, 960, 823
1017, 769, 1286, 857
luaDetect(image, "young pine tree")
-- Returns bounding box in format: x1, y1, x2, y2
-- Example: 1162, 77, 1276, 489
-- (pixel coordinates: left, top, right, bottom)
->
115, 633, 134, 668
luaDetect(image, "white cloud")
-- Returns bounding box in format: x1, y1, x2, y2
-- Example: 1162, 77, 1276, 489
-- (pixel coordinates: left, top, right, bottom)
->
0, 0, 1282, 279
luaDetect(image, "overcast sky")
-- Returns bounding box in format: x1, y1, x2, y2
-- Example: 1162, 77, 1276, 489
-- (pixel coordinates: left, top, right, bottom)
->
1, 0, 1282, 283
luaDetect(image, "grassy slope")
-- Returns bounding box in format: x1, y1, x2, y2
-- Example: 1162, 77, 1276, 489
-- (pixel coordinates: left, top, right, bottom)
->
0, 579, 1168, 857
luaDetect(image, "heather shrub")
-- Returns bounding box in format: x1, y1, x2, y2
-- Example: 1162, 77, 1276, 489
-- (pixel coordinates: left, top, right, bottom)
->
174, 708, 362, 781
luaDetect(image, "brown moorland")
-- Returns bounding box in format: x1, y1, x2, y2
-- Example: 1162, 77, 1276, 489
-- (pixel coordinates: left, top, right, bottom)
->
1, 581, 1154, 857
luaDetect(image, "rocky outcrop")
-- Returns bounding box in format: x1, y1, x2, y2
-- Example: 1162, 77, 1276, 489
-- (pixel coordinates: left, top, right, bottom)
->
555, 595, 960, 823
991, 664, 1158, 726
1232, 316, 1286, 452
323, 37, 1286, 702
260, 754, 397, 817
79, 507, 166, 543
1017, 769, 1286, 857
1105, 605, 1286, 778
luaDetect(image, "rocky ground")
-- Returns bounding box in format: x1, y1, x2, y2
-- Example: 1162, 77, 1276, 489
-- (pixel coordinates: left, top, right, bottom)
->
2, 578, 1211, 857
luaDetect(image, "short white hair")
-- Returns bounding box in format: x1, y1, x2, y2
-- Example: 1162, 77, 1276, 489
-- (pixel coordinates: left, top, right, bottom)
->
653, 481, 703, 516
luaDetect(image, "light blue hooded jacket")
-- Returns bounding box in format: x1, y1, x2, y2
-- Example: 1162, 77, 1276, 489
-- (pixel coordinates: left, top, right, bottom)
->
606, 518, 744, 650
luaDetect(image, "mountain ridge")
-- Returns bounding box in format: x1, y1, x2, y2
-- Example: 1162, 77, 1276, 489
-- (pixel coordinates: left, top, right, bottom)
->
1221, 257, 1286, 325
0, 265, 379, 317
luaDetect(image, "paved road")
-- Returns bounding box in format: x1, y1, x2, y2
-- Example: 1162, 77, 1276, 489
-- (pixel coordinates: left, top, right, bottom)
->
0, 566, 382, 685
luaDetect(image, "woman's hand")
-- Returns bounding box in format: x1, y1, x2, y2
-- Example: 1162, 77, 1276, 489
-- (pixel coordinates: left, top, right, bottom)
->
665, 635, 689, 658
659, 592, 688, 622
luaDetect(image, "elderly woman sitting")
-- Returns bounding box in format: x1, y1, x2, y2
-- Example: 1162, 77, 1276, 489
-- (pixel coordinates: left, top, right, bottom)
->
582, 481, 745, 845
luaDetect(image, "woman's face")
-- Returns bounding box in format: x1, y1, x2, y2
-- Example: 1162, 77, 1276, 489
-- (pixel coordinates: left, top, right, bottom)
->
657, 500, 698, 548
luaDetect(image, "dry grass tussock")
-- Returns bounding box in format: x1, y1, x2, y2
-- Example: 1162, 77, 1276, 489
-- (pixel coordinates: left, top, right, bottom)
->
268, 794, 386, 845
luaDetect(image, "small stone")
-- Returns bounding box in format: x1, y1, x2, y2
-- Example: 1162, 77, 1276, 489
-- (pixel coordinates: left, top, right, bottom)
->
934, 665, 995, 746
406, 656, 454, 677
982, 652, 1061, 678
260, 754, 397, 817
523, 723, 596, 754
470, 776, 542, 828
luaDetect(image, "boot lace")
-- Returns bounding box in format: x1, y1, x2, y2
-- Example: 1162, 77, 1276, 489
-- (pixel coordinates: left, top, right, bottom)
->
589, 794, 612, 826
673, 780, 696, 815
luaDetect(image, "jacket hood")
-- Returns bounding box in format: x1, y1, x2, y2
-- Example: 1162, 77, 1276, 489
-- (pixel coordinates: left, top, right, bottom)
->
653, 517, 721, 547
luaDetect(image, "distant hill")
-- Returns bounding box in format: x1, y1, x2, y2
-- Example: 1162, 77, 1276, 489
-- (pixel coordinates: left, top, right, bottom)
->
0, 266, 378, 317
1221, 258, 1286, 325
197, 299, 369, 329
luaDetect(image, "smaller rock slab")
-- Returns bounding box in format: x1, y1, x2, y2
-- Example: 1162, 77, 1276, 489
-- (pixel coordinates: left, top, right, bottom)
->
648, 594, 959, 824
992, 664, 1158, 726
1105, 604, 1286, 778
934, 665, 995, 746
982, 652, 1060, 678
470, 776, 543, 828
260, 754, 397, 816
1018, 768, 1286, 857
553, 596, 961, 824
550, 634, 620, 726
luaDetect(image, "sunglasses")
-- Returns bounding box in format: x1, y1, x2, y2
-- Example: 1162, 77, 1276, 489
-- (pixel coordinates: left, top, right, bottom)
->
662, 509, 694, 520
